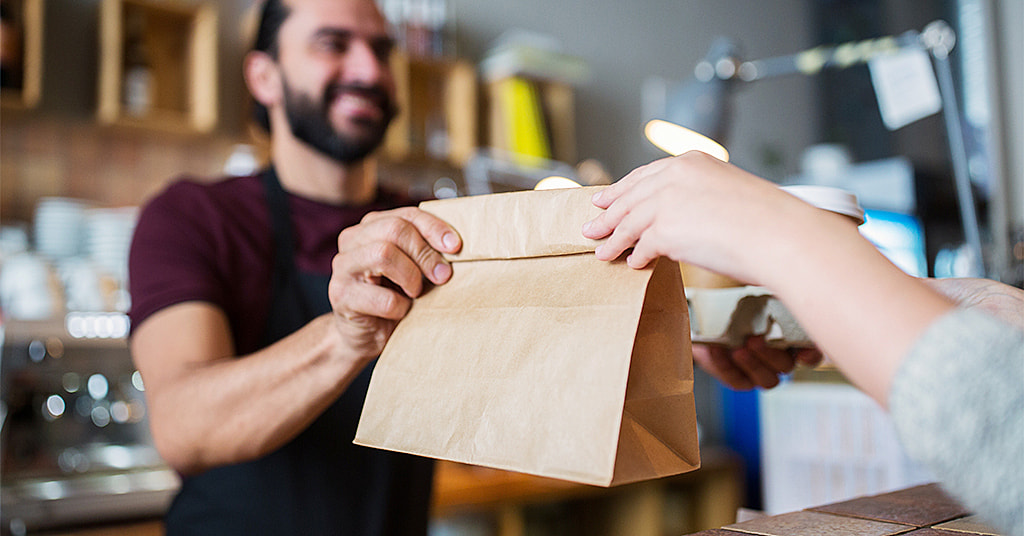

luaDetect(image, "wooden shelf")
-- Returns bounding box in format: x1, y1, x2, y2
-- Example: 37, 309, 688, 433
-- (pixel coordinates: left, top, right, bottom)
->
0, 0, 43, 110
97, 0, 217, 134
383, 50, 477, 167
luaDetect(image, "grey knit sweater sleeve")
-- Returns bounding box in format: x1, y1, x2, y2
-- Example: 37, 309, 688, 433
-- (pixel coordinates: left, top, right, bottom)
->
890, 308, 1024, 536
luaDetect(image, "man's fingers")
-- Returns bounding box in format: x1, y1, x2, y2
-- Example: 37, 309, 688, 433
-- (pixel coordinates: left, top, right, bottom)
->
361, 207, 461, 255
336, 238, 432, 299
344, 209, 459, 288
402, 208, 462, 257
329, 272, 412, 322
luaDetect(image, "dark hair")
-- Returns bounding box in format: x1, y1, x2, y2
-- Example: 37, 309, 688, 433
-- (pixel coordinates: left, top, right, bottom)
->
251, 0, 291, 132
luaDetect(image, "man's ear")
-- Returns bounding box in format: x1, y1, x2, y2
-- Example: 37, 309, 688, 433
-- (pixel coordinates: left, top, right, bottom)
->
243, 50, 282, 108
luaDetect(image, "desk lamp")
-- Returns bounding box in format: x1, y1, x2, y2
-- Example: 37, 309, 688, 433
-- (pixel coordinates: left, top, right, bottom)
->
646, 21, 986, 277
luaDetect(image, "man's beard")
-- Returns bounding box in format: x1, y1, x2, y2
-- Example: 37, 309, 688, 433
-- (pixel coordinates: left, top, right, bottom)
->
281, 79, 397, 164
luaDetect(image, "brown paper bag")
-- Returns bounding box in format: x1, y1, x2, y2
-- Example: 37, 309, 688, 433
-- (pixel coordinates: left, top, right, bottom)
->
353, 186, 700, 487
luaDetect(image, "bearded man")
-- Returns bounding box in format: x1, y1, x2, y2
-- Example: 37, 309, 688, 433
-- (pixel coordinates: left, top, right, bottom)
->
127, 0, 461, 533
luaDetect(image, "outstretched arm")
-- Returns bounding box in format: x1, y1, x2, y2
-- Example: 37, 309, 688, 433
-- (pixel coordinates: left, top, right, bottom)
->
583, 152, 954, 406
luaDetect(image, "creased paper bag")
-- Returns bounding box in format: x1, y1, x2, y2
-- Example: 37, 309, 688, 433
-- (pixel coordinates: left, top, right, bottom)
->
353, 186, 700, 487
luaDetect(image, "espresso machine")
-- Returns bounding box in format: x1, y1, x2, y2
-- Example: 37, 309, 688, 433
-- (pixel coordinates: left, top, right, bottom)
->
1, 314, 178, 534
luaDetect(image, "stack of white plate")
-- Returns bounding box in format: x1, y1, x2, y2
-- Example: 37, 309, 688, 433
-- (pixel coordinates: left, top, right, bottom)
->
57, 256, 106, 312
0, 253, 58, 319
0, 225, 30, 259
85, 207, 139, 283
34, 197, 92, 259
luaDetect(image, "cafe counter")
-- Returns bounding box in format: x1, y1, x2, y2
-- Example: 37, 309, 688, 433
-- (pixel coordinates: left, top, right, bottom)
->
688, 483, 1004, 536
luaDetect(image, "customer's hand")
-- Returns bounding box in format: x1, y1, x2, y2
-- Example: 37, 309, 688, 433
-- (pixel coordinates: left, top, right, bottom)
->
582, 152, 813, 287
923, 277, 1024, 329
329, 207, 461, 362
582, 152, 828, 389
694, 338, 823, 390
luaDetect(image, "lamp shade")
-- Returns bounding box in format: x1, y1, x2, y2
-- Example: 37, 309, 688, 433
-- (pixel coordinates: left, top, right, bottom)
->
644, 120, 730, 162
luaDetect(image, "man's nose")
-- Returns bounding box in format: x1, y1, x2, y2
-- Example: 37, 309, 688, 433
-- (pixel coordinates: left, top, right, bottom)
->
343, 40, 389, 84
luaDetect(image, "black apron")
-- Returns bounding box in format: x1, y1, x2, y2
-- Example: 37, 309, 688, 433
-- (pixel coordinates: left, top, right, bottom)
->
164, 168, 434, 535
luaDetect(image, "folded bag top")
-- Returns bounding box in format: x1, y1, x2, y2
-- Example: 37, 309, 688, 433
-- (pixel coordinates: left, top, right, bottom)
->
425, 185, 607, 262
354, 185, 700, 487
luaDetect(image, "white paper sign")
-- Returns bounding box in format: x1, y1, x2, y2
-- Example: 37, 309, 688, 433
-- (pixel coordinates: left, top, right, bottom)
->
868, 48, 942, 130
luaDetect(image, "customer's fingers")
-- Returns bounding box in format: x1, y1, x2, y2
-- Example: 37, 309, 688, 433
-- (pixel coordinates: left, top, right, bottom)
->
746, 336, 799, 375
731, 346, 784, 389
794, 348, 824, 367
693, 344, 756, 391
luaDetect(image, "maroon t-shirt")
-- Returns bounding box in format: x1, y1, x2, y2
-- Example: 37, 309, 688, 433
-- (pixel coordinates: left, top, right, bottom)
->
128, 173, 413, 355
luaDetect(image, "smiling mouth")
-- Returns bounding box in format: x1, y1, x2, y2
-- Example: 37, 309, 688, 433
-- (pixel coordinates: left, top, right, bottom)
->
333, 94, 379, 118
327, 84, 390, 119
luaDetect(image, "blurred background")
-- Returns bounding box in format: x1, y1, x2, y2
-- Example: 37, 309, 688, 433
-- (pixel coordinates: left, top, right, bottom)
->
1, 0, 1021, 534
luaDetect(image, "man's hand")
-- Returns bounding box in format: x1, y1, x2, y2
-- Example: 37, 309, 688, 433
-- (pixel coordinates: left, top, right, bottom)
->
329, 207, 461, 361
694, 337, 823, 390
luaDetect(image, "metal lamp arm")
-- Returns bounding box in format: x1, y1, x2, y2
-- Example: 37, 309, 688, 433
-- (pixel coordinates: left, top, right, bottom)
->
697, 20, 984, 277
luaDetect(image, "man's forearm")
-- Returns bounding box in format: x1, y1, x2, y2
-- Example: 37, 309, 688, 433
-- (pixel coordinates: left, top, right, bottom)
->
145, 313, 367, 474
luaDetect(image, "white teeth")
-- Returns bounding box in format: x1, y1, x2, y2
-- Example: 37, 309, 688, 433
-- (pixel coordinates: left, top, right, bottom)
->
337, 94, 375, 108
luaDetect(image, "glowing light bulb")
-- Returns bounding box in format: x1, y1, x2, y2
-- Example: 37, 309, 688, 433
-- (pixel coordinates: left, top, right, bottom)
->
643, 120, 730, 162
534, 176, 582, 190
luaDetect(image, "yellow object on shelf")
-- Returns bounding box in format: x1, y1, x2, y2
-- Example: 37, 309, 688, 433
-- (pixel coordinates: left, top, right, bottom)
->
497, 76, 552, 163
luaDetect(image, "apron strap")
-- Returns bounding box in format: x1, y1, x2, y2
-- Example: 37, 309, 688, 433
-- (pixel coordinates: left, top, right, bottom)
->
261, 168, 296, 281
260, 167, 319, 327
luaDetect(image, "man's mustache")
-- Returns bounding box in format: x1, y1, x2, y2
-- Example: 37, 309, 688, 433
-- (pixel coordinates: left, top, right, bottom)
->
324, 83, 397, 117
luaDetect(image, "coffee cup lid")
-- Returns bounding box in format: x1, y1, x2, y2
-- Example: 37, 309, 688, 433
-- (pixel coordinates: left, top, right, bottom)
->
781, 185, 865, 225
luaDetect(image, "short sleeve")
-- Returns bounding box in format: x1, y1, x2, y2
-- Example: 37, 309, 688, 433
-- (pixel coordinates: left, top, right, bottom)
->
128, 180, 231, 332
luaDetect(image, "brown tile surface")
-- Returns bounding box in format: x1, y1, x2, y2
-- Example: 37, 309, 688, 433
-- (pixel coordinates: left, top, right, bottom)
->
684, 530, 747, 536
724, 510, 915, 536
809, 484, 971, 527
901, 529, 975, 536
932, 515, 1003, 535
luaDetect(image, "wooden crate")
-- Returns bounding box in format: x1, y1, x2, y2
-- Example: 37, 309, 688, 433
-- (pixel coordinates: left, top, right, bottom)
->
0, 0, 44, 109
97, 0, 217, 134
384, 50, 477, 167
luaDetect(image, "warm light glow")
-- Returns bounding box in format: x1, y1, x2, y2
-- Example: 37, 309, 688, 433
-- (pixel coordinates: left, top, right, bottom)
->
644, 120, 730, 162
534, 176, 582, 190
